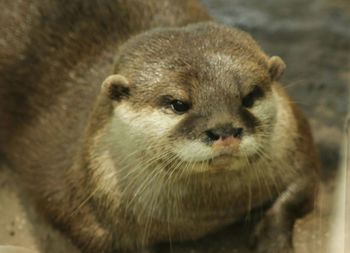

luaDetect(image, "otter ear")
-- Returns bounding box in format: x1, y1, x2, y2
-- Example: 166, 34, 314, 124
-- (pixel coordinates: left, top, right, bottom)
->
268, 56, 286, 81
101, 74, 130, 101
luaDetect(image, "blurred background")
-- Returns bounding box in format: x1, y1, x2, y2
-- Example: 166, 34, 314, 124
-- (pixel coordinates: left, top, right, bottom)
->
0, 0, 349, 253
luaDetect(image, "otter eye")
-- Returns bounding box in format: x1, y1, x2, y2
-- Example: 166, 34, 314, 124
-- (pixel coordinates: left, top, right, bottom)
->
242, 86, 264, 108
170, 100, 190, 114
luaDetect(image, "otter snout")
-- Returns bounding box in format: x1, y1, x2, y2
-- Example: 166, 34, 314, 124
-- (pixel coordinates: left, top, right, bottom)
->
205, 125, 243, 149
205, 125, 243, 141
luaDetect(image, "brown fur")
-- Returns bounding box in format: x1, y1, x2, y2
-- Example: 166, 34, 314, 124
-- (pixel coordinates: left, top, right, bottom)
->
0, 1, 318, 253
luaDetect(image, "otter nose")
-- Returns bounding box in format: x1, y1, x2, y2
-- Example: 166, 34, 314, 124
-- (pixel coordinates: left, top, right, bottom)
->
205, 126, 243, 141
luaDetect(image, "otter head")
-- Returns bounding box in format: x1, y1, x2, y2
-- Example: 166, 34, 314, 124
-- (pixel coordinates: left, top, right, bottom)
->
101, 22, 286, 174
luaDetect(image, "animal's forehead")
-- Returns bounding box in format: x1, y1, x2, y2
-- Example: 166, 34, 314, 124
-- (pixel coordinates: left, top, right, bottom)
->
199, 53, 268, 82
159, 53, 269, 90
127, 53, 269, 106
116, 22, 267, 64
116, 22, 271, 100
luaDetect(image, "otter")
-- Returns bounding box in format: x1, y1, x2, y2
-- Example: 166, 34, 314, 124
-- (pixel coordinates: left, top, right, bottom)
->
0, 1, 319, 253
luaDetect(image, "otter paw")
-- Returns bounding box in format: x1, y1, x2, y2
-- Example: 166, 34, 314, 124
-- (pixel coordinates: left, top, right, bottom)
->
250, 215, 294, 253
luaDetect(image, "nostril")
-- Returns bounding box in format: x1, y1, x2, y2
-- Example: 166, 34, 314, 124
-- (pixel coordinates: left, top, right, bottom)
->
205, 130, 220, 141
233, 127, 243, 138
205, 127, 243, 142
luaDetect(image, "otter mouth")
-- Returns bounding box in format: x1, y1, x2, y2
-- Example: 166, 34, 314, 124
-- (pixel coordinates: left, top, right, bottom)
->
208, 154, 235, 167
183, 151, 237, 168
171, 143, 241, 168
186, 148, 239, 165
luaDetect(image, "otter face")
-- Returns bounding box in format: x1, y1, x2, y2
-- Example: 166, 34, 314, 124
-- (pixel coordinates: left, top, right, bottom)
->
103, 22, 285, 173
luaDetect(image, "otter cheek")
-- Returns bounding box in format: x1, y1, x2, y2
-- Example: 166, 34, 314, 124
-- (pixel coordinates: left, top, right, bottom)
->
240, 135, 259, 156
240, 98, 277, 156
250, 95, 276, 123
114, 103, 181, 139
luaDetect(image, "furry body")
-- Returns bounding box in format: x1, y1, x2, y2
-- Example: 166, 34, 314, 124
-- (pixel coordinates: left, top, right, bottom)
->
0, 1, 318, 253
